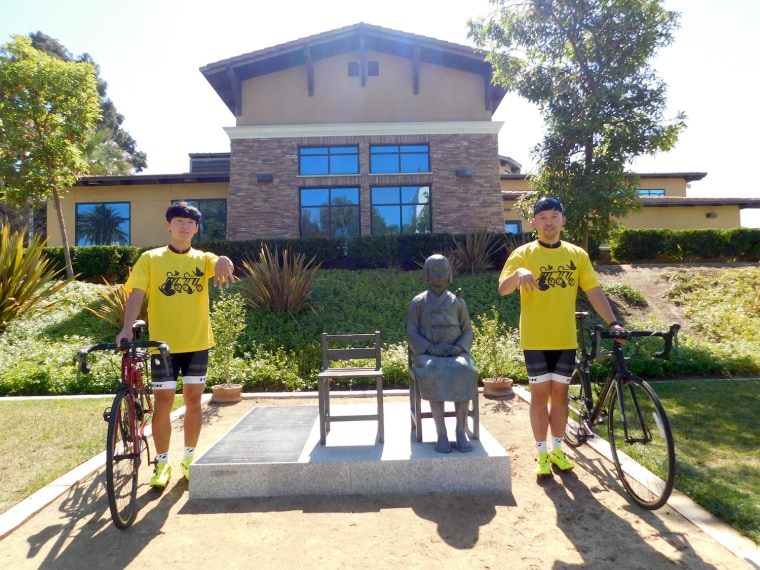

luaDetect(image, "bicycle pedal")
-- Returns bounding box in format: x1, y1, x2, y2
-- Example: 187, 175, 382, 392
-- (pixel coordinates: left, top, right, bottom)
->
102, 407, 111, 422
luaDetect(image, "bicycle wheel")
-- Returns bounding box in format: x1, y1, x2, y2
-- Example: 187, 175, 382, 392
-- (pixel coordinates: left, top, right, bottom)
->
607, 377, 675, 509
564, 368, 588, 448
105, 390, 139, 529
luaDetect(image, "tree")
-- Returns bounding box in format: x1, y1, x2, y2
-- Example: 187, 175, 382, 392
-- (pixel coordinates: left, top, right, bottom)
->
0, 35, 101, 277
29, 32, 148, 173
81, 128, 132, 176
469, 0, 686, 248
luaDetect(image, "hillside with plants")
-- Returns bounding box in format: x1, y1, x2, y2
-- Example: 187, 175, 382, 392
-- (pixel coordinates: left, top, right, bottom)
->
0, 264, 758, 396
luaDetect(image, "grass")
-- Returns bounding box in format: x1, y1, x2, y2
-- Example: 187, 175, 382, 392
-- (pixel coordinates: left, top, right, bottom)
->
0, 396, 185, 515
655, 379, 760, 545
0, 265, 758, 544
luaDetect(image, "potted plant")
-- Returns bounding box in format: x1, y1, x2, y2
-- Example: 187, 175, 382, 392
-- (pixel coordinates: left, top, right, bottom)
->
472, 308, 517, 398
208, 290, 247, 403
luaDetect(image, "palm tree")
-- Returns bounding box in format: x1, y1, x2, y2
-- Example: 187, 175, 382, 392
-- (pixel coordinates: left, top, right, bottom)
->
76, 204, 128, 245
81, 128, 132, 176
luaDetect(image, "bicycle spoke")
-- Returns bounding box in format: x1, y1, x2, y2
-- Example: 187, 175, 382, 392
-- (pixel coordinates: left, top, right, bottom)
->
608, 378, 675, 509
106, 391, 139, 529
564, 369, 588, 447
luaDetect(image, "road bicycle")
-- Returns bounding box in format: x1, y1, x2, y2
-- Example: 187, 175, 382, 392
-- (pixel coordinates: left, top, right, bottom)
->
565, 312, 680, 510
77, 321, 170, 529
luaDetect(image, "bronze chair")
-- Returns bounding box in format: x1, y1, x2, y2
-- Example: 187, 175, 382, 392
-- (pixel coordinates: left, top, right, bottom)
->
317, 331, 384, 445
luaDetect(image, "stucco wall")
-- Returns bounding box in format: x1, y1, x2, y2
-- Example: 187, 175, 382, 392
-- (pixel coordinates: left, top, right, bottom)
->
238, 51, 490, 126
47, 182, 229, 248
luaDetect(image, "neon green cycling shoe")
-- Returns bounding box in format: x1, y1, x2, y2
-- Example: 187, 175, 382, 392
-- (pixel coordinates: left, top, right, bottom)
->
549, 448, 575, 471
150, 461, 172, 489
180, 455, 194, 481
535, 451, 551, 477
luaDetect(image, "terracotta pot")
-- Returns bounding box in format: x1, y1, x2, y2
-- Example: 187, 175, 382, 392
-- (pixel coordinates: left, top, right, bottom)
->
482, 378, 514, 398
210, 383, 243, 404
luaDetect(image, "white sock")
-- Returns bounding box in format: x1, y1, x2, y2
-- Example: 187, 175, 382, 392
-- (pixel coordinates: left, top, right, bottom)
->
156, 452, 169, 464
536, 441, 548, 454
551, 436, 563, 450
184, 446, 195, 459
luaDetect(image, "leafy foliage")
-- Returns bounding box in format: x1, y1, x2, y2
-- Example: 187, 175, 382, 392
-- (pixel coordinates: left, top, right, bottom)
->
0, 224, 74, 333
0, 35, 102, 277
239, 244, 321, 312
208, 291, 247, 386
470, 308, 524, 381
469, 0, 685, 248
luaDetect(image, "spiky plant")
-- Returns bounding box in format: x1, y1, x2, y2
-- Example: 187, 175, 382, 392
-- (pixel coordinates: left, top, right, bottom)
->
0, 224, 74, 333
239, 244, 321, 312
85, 275, 148, 329
448, 227, 505, 275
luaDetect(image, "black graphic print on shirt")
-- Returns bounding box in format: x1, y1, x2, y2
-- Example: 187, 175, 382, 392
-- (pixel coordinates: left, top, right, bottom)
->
537, 260, 577, 291
158, 267, 205, 296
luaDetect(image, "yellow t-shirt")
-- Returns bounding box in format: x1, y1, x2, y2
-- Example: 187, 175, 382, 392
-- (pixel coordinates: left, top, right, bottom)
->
125, 246, 219, 353
499, 241, 599, 350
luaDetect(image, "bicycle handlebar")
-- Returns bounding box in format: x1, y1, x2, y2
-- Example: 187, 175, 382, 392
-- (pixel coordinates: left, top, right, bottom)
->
591, 323, 680, 360
77, 340, 170, 375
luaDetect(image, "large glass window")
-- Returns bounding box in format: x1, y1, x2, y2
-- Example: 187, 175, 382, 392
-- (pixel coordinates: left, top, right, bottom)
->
637, 188, 666, 197
505, 221, 521, 235
371, 186, 430, 235
299, 146, 359, 175
300, 187, 360, 237
75, 202, 130, 246
370, 144, 430, 174
176, 199, 227, 242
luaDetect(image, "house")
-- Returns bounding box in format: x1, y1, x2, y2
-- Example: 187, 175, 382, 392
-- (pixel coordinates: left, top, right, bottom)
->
46, 23, 760, 248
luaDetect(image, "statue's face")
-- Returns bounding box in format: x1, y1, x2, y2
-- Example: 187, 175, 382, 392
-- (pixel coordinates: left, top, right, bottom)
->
426, 259, 450, 292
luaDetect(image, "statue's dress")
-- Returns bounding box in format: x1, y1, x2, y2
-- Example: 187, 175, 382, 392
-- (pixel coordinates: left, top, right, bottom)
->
407, 290, 478, 402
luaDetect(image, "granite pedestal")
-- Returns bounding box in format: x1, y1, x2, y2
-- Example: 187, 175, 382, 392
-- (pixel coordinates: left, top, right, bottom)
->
189, 401, 510, 499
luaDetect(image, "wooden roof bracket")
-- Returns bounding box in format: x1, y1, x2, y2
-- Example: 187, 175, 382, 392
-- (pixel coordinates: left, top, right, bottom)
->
360, 34, 367, 87
226, 67, 243, 116
413, 44, 421, 95
484, 74, 493, 111
304, 45, 314, 96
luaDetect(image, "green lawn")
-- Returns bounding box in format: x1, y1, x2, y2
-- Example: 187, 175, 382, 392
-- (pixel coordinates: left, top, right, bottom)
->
0, 396, 185, 515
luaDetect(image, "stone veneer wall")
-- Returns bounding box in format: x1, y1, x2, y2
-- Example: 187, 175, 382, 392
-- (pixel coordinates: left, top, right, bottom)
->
227, 132, 503, 240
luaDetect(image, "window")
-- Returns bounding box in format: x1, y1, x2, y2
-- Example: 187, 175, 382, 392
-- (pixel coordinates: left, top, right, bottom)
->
637, 188, 666, 197
371, 186, 430, 235
370, 144, 429, 174
176, 199, 227, 242
299, 146, 359, 175
75, 202, 130, 246
505, 221, 521, 235
300, 187, 360, 237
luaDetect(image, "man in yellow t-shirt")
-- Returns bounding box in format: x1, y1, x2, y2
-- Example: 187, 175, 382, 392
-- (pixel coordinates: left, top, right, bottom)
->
117, 201, 234, 489
498, 196, 623, 478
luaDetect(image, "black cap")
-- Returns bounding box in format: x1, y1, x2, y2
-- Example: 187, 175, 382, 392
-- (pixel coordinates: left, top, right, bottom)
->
534, 196, 564, 215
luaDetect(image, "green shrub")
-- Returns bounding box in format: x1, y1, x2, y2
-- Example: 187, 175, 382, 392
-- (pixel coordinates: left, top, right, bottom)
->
471, 308, 525, 382
208, 291, 247, 385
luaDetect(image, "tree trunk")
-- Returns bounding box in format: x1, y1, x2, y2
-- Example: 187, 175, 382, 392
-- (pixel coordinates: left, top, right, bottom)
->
52, 188, 74, 278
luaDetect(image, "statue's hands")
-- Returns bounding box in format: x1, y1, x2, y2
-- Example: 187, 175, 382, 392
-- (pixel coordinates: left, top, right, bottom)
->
449, 344, 463, 357
427, 344, 445, 356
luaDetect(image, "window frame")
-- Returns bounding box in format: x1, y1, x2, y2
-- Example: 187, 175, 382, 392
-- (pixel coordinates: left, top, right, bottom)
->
369, 144, 430, 174
74, 201, 131, 246
300, 186, 361, 238
370, 185, 431, 235
299, 145, 359, 176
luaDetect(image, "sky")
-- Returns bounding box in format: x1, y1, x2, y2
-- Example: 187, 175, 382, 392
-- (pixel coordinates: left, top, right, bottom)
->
2, 0, 759, 227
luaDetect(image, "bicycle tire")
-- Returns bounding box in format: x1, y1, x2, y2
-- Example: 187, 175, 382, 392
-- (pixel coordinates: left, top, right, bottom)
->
105, 390, 140, 529
564, 368, 588, 448
607, 377, 675, 510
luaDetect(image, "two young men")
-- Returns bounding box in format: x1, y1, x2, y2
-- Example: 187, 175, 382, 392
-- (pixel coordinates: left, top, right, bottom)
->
499, 197, 623, 477
117, 202, 234, 488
